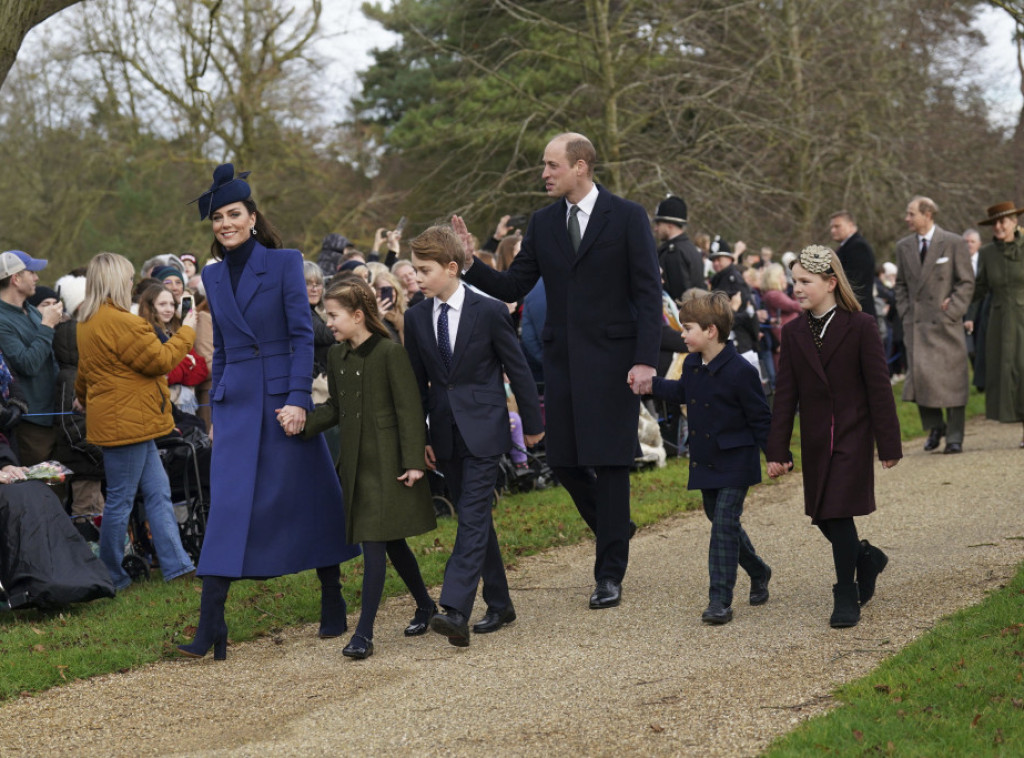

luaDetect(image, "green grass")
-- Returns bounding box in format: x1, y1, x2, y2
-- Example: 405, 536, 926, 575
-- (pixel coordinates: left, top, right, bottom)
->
764, 564, 1024, 757
0, 380, 994, 706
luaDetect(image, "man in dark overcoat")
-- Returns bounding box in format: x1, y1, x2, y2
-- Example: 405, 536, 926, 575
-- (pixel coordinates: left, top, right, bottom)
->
894, 196, 975, 453
462, 132, 663, 609
830, 210, 877, 317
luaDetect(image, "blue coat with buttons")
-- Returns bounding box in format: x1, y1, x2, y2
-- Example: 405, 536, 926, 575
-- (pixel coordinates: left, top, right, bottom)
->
198, 243, 359, 577
651, 342, 770, 490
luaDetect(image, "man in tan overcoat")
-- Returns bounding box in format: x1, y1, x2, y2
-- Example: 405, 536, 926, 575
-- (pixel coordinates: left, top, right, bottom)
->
894, 196, 975, 453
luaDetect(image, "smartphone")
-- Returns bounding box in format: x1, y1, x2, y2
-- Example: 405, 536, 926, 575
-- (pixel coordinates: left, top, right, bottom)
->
379, 286, 395, 306
508, 214, 528, 229
180, 295, 193, 319
395, 216, 407, 234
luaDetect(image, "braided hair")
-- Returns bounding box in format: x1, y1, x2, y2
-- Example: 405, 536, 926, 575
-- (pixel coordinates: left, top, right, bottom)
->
323, 275, 391, 340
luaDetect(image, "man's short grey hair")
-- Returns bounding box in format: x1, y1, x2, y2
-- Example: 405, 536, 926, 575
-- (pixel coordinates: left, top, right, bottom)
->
910, 196, 938, 217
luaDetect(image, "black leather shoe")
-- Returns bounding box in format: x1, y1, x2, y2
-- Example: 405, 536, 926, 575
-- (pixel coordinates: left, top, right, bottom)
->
701, 601, 733, 625
943, 442, 963, 454
404, 604, 437, 636
429, 609, 470, 647
341, 634, 373, 659
923, 426, 944, 451
589, 580, 622, 609
749, 566, 772, 606
472, 606, 517, 634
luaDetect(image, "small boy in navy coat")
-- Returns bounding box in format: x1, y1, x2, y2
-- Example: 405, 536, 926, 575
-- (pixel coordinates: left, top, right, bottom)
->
637, 292, 772, 624
404, 225, 544, 647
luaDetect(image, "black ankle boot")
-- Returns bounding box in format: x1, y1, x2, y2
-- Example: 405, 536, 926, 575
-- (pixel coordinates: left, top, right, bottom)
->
316, 565, 347, 638
178, 576, 231, 660
856, 540, 888, 606
830, 582, 861, 628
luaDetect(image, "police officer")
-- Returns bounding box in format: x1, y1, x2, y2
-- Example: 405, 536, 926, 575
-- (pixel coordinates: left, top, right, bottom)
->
653, 195, 705, 301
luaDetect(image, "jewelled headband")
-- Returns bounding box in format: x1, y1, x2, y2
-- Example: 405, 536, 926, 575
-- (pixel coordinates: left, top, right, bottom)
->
797, 245, 834, 275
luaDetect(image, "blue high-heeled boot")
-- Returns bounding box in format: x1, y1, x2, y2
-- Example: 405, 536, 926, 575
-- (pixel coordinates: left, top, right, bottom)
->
177, 576, 231, 660
316, 565, 348, 638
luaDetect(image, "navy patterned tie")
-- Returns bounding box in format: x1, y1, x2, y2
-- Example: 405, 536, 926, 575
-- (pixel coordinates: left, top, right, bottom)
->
437, 302, 453, 370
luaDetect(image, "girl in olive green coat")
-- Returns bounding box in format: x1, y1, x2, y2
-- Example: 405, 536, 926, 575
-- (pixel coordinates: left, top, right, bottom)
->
301, 278, 437, 659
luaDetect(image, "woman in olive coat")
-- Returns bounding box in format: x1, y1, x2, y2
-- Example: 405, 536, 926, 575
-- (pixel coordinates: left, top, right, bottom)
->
967, 202, 1024, 446
304, 277, 436, 658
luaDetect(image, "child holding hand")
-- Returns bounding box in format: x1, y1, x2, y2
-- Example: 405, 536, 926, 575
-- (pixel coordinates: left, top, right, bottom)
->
766, 245, 901, 629
299, 277, 438, 659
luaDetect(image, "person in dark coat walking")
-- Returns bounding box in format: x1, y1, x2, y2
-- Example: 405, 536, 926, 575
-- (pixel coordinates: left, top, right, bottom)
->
653, 195, 705, 301
462, 132, 663, 610
178, 165, 360, 661
767, 246, 902, 629
830, 211, 877, 317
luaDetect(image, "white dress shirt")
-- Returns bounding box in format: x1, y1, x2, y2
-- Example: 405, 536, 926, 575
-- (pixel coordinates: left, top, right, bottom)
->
565, 183, 600, 240
433, 282, 466, 354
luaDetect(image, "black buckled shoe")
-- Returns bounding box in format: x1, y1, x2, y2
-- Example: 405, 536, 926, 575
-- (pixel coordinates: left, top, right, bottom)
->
749, 566, 772, 606
404, 604, 437, 636
701, 601, 733, 625
472, 606, 517, 634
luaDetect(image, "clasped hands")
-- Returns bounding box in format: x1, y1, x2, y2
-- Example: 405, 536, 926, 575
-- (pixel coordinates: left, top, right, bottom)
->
275, 405, 306, 436
627, 364, 656, 395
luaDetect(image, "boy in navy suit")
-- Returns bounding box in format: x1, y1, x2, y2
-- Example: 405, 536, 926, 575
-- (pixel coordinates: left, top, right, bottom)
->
404, 225, 544, 646
635, 292, 772, 625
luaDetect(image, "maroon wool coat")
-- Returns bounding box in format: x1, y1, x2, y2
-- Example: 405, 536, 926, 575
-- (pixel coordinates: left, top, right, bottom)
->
767, 308, 903, 523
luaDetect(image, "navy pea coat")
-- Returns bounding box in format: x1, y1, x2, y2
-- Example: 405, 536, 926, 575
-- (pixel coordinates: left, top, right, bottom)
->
652, 343, 770, 490
464, 185, 663, 467
198, 243, 359, 577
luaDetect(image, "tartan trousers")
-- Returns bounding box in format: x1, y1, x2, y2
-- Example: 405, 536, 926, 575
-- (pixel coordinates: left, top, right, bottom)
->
701, 487, 769, 606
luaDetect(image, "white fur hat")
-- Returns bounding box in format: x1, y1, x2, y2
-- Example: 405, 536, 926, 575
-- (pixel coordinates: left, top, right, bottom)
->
55, 274, 87, 317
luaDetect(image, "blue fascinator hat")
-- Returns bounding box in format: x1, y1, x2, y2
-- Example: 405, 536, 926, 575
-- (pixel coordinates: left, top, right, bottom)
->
190, 163, 252, 220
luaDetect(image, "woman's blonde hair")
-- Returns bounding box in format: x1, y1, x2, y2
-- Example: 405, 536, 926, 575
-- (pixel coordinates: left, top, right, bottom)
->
762, 263, 788, 292
79, 252, 135, 322
789, 246, 862, 313
373, 270, 407, 316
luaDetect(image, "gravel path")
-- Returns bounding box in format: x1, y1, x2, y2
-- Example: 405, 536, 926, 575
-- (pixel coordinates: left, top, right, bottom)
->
2, 417, 1023, 757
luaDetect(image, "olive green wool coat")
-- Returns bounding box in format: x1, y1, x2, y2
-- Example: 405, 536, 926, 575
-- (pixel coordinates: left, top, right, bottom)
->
971, 230, 1024, 423
304, 334, 435, 543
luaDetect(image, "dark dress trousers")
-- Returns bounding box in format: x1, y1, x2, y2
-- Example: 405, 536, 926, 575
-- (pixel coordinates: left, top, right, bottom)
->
404, 287, 542, 617
464, 185, 663, 583
836, 232, 877, 317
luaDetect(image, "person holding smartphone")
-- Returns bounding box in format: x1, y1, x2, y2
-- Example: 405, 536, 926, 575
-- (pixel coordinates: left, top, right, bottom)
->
371, 269, 407, 344
370, 218, 405, 267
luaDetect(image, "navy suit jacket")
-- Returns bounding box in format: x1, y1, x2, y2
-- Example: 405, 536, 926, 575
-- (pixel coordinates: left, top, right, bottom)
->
404, 286, 543, 460
836, 232, 877, 317
651, 343, 770, 490
464, 184, 662, 467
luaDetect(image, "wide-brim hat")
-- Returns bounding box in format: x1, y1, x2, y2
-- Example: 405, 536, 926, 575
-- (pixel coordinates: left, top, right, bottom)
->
978, 201, 1024, 226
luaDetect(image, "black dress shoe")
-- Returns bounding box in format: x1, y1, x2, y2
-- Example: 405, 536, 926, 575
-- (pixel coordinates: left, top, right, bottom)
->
943, 442, 963, 454
749, 566, 772, 606
701, 601, 733, 625
403, 604, 437, 636
472, 606, 517, 634
923, 426, 944, 451
589, 580, 622, 609
342, 634, 373, 659
429, 609, 470, 647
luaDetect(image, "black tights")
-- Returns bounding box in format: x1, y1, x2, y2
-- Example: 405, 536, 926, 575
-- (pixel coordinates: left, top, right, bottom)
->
816, 518, 859, 585
355, 539, 432, 639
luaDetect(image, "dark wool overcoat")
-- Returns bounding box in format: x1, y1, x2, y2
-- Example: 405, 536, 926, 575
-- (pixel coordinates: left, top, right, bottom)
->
767, 309, 903, 523
198, 243, 359, 577
304, 334, 436, 543
464, 185, 663, 467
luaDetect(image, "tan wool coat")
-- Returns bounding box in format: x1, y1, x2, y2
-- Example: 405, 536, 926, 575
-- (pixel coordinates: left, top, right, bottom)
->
894, 225, 975, 408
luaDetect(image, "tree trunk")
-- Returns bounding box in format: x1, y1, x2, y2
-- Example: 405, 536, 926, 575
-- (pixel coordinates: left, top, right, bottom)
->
0, 1, 83, 88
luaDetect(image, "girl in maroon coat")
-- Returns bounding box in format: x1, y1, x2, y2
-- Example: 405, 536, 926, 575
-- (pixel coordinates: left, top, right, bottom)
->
767, 246, 902, 629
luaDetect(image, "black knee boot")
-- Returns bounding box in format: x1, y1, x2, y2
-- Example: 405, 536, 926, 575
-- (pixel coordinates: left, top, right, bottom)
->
178, 576, 231, 660
316, 565, 347, 638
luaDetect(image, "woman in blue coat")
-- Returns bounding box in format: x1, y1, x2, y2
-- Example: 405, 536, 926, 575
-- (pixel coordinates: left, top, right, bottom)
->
178, 165, 359, 660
